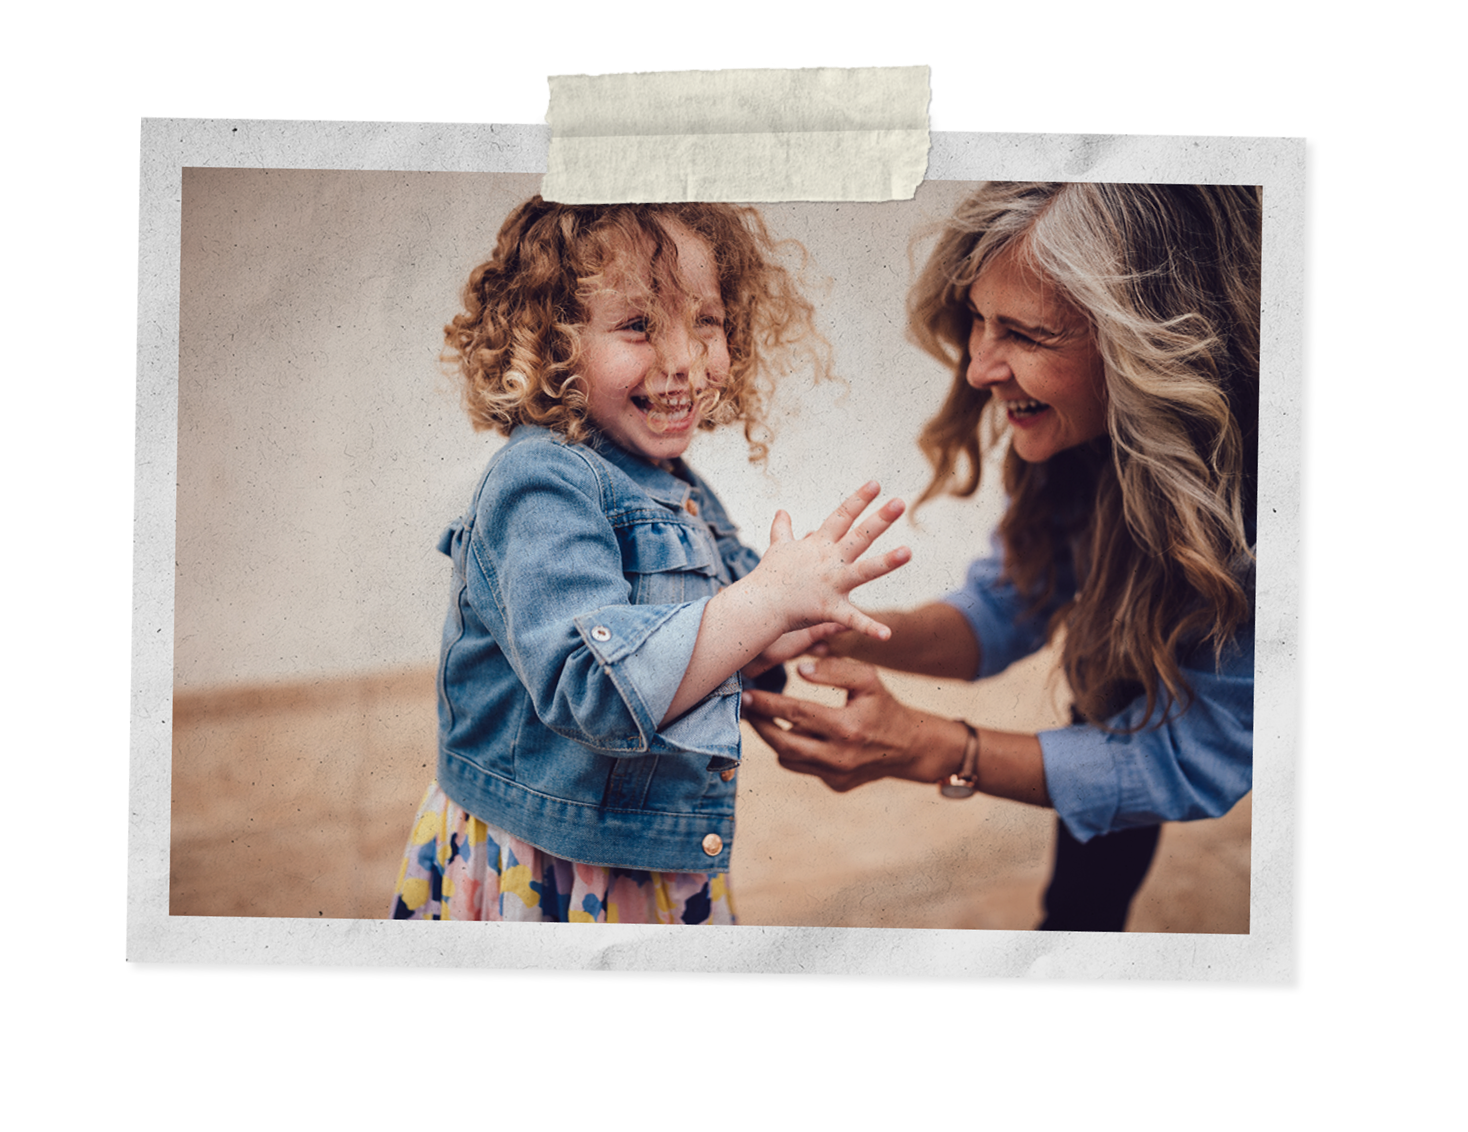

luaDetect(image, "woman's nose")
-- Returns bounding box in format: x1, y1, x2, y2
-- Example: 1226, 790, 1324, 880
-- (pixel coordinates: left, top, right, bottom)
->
966, 337, 1010, 389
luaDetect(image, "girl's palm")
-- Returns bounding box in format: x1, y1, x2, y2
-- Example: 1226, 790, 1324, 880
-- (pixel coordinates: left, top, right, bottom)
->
761, 482, 909, 640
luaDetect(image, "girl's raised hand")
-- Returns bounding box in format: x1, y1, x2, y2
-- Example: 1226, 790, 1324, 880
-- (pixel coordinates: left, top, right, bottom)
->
751, 481, 910, 641
661, 484, 907, 727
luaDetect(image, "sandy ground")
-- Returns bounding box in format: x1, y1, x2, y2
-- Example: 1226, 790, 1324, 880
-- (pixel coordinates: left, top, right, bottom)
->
170, 654, 1249, 932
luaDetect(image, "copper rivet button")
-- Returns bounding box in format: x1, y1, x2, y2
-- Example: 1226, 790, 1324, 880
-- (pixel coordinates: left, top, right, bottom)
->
684, 499, 700, 516
591, 625, 611, 642
701, 833, 723, 856
720, 769, 736, 782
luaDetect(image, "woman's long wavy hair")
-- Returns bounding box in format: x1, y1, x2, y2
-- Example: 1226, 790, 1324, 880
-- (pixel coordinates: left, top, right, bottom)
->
910, 182, 1262, 726
444, 196, 829, 462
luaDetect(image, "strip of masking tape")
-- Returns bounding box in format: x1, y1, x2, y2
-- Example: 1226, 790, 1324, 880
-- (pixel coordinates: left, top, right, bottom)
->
542, 66, 930, 203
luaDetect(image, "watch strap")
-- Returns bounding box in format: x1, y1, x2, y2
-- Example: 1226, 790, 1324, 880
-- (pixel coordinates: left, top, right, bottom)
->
939, 720, 981, 799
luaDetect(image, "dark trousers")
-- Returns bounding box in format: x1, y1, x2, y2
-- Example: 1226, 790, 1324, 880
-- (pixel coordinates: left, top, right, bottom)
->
1037, 818, 1160, 932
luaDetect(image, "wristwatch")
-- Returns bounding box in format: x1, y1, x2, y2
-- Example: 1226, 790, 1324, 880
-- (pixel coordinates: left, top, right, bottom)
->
939, 720, 981, 799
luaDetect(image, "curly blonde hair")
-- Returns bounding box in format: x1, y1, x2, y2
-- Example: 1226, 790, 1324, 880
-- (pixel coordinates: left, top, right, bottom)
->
444, 196, 828, 462
909, 182, 1262, 726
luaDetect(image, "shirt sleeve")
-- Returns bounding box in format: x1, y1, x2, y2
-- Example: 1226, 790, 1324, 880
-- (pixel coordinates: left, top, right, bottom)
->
941, 536, 1074, 679
463, 443, 727, 758
1038, 619, 1255, 841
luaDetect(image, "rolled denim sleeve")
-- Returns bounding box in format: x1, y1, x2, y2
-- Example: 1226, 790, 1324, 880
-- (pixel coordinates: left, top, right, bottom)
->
569, 600, 717, 740
1038, 619, 1255, 841
466, 444, 728, 757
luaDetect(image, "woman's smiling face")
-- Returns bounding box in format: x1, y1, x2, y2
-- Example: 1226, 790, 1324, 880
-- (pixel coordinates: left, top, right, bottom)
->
964, 248, 1108, 463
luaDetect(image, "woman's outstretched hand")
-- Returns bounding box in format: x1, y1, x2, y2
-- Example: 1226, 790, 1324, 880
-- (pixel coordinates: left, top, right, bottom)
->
742, 657, 961, 791
744, 656, 1053, 806
747, 481, 910, 643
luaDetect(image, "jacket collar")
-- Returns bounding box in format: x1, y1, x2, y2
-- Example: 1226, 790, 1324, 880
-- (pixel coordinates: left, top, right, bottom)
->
586, 431, 698, 511
512, 425, 697, 512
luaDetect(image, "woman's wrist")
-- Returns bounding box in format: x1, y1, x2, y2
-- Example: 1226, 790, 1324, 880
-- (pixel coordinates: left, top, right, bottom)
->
900, 713, 971, 785
923, 721, 1050, 806
969, 728, 1051, 808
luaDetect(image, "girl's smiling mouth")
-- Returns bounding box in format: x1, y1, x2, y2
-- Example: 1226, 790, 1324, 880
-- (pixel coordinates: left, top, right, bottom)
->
632, 390, 697, 431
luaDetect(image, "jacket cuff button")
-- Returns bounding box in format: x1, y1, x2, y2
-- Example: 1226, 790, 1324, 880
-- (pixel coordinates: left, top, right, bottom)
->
591, 625, 612, 642
701, 833, 723, 856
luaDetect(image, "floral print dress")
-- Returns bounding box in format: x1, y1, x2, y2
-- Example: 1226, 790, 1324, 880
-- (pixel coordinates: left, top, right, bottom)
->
391, 782, 736, 925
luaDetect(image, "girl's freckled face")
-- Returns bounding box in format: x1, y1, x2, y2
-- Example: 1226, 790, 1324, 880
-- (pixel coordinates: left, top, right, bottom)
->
579, 222, 730, 463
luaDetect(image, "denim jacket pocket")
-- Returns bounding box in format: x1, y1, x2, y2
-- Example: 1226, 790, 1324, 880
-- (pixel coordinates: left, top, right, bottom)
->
617, 518, 720, 604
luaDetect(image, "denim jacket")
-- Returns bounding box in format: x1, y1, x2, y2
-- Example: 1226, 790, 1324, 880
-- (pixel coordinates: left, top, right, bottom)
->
434, 425, 763, 872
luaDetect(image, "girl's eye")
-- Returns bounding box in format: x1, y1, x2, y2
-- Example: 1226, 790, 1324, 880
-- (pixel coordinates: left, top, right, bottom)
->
700, 314, 726, 330
619, 317, 649, 334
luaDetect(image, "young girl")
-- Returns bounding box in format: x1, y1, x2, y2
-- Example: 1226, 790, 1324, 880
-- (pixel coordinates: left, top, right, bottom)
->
392, 196, 909, 924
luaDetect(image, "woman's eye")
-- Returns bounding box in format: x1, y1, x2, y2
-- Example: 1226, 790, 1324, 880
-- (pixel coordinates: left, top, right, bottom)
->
620, 317, 648, 334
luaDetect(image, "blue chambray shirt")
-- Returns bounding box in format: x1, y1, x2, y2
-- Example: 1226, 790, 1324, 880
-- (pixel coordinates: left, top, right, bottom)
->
943, 537, 1254, 842
435, 425, 761, 872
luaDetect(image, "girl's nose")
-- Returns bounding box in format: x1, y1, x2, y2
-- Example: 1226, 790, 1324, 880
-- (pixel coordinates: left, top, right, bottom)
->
655, 323, 701, 384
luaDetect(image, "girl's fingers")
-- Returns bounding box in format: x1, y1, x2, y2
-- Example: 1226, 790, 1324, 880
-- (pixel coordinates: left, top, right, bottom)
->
846, 610, 893, 641
805, 601, 891, 643
850, 545, 911, 585
843, 497, 906, 558
768, 508, 794, 545
817, 481, 882, 543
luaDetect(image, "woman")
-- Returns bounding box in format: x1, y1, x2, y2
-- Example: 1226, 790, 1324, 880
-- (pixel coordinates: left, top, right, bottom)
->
743, 182, 1261, 932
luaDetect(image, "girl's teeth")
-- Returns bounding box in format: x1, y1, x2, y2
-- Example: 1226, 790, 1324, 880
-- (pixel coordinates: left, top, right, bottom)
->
639, 394, 695, 426
639, 395, 691, 410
